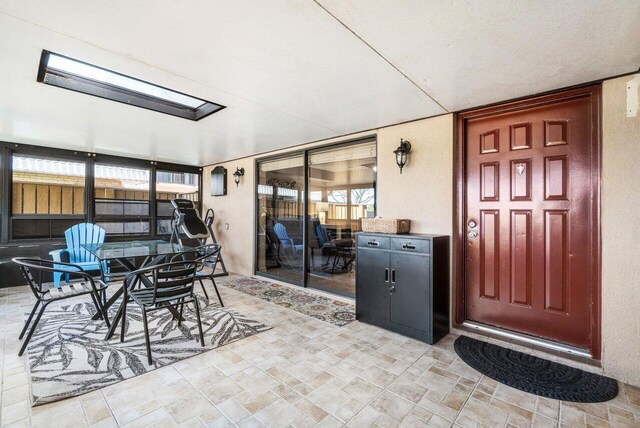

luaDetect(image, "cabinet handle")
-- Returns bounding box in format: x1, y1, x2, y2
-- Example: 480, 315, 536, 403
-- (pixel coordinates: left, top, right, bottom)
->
391, 269, 396, 284
402, 243, 416, 250
384, 268, 389, 283
367, 240, 379, 247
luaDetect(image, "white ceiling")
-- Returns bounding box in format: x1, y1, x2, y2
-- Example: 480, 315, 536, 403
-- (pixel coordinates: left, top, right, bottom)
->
0, 0, 638, 166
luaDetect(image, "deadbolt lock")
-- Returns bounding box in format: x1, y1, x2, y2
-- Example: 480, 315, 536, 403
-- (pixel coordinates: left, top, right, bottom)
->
468, 220, 477, 228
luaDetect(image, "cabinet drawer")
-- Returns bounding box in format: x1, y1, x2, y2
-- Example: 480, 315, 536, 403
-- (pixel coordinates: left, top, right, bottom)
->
391, 237, 430, 254
357, 235, 390, 249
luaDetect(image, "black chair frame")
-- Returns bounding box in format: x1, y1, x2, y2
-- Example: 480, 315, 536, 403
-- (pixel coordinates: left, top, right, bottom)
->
170, 244, 224, 306
120, 260, 205, 365
12, 257, 111, 356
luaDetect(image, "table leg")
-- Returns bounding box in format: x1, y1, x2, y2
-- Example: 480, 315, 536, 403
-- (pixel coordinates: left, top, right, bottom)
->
91, 257, 138, 321
102, 255, 184, 340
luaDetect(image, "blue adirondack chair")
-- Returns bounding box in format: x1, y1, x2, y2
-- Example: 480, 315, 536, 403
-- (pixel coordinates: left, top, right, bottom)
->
273, 223, 304, 256
49, 223, 109, 288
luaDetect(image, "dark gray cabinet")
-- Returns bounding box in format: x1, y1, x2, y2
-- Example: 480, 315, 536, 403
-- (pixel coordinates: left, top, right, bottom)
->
355, 232, 449, 344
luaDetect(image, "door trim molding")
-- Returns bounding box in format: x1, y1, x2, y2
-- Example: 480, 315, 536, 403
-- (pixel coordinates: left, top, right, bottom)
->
453, 85, 602, 359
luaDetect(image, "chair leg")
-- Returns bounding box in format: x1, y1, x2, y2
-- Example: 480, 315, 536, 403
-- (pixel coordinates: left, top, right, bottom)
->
210, 276, 224, 307
178, 299, 184, 327
94, 292, 111, 329
53, 272, 62, 288
198, 278, 210, 300
193, 299, 205, 347
89, 293, 104, 320
141, 307, 153, 365
120, 297, 128, 342
19, 301, 40, 340
19, 302, 48, 357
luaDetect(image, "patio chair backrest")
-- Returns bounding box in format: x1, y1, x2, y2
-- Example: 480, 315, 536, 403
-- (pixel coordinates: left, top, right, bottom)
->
170, 244, 221, 272
65, 223, 106, 263
273, 223, 289, 242
127, 261, 201, 306
315, 223, 332, 247
154, 261, 200, 305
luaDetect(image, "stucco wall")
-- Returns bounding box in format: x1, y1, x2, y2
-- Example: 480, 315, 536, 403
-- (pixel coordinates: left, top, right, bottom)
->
601, 74, 640, 386
377, 115, 453, 235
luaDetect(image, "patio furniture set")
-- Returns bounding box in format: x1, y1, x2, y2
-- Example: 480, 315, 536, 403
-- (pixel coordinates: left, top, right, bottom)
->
13, 222, 224, 365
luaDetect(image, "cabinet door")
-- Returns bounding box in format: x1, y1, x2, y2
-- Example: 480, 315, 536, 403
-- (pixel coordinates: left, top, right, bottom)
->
390, 252, 430, 332
356, 248, 390, 323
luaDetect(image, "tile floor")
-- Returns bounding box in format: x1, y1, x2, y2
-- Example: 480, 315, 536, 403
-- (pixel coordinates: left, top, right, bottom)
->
1, 279, 639, 427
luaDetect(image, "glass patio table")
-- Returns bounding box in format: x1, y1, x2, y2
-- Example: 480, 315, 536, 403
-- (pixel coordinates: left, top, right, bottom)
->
82, 239, 198, 340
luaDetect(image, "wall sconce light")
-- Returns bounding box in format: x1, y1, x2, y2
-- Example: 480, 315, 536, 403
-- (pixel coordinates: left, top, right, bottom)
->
393, 138, 412, 174
232, 167, 245, 187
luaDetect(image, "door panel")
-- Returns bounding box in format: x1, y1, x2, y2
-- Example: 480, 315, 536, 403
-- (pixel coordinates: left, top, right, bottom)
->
356, 248, 389, 323
390, 252, 430, 332
464, 89, 598, 351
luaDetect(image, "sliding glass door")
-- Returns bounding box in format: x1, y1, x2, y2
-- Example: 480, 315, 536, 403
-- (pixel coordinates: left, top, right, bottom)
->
307, 142, 376, 296
255, 139, 376, 297
256, 154, 305, 284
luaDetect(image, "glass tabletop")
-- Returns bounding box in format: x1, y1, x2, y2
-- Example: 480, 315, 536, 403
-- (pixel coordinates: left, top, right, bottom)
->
82, 240, 198, 261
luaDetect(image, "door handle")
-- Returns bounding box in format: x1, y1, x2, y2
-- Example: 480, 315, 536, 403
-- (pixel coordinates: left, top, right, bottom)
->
391, 269, 396, 284
468, 231, 478, 239
384, 268, 389, 283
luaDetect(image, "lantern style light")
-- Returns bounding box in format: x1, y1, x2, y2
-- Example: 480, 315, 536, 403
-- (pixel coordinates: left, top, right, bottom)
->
232, 167, 245, 187
393, 138, 412, 174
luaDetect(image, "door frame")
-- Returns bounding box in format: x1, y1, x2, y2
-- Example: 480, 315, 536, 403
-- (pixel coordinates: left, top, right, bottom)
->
253, 135, 377, 297
453, 85, 602, 358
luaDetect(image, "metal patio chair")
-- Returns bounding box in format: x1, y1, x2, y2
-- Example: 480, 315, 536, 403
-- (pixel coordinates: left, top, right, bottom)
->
12, 257, 111, 356
171, 244, 224, 306
119, 260, 205, 365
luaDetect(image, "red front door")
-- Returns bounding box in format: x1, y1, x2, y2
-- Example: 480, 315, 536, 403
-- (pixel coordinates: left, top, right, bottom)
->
462, 86, 600, 353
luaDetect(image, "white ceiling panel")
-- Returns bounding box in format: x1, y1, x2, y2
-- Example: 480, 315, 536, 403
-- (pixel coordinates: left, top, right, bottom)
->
0, 1, 443, 165
0, 1, 638, 165
318, 0, 640, 111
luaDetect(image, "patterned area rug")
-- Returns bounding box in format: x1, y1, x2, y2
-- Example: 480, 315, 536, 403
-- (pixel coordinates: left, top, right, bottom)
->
218, 275, 356, 327
27, 298, 270, 406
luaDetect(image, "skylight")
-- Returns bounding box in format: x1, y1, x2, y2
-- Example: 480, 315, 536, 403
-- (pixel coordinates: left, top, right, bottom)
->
37, 50, 225, 121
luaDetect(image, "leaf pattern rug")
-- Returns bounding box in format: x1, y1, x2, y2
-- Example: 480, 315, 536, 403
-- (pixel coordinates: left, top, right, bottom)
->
27, 298, 270, 406
217, 275, 356, 327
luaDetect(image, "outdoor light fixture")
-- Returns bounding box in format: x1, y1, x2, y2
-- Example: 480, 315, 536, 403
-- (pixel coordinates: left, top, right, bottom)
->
233, 167, 245, 187
393, 138, 412, 174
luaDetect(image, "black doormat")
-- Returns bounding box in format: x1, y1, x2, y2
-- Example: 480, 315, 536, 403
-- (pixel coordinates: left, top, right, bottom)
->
454, 335, 618, 403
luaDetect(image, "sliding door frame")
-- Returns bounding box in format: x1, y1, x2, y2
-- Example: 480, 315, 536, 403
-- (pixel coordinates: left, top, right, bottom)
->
253, 135, 377, 293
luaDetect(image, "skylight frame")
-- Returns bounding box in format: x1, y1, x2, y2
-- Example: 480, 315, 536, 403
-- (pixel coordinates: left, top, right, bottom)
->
37, 50, 226, 121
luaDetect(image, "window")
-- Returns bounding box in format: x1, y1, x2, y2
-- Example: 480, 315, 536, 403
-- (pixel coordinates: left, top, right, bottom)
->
37, 50, 225, 121
94, 164, 150, 235
11, 154, 86, 239
156, 171, 200, 235
351, 188, 375, 219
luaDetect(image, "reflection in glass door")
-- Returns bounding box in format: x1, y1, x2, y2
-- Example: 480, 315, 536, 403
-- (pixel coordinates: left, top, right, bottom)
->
255, 140, 376, 297
256, 154, 305, 284
307, 142, 376, 297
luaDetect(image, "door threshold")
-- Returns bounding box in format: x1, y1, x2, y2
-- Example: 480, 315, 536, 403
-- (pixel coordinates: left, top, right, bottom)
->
461, 321, 594, 360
